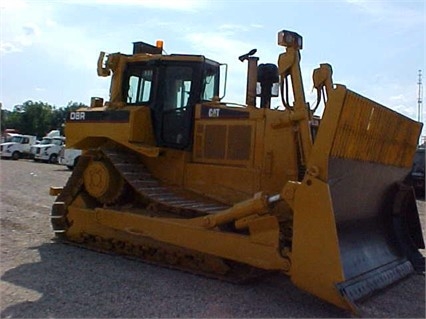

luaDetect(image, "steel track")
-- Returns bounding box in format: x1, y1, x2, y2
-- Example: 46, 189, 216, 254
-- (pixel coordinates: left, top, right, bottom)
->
51, 146, 268, 283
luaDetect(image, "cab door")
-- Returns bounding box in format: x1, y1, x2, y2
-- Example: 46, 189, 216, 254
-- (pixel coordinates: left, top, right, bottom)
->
157, 64, 201, 150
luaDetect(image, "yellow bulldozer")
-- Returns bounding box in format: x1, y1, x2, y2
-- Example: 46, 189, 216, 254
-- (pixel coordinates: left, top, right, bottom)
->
51, 30, 424, 313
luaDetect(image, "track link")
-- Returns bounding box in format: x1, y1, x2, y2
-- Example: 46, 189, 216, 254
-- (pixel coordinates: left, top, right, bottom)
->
70, 231, 267, 284
102, 147, 229, 216
51, 155, 92, 233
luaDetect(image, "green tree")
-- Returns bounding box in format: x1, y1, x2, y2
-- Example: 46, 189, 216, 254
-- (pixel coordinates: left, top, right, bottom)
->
19, 101, 54, 138
0, 100, 87, 138
51, 101, 86, 135
1, 109, 13, 133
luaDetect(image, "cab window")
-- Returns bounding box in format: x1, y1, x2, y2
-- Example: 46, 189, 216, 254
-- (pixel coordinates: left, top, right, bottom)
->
163, 66, 193, 111
126, 66, 154, 104
202, 65, 219, 101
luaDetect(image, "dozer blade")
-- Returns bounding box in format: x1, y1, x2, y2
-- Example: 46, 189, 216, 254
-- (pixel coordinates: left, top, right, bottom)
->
289, 85, 424, 312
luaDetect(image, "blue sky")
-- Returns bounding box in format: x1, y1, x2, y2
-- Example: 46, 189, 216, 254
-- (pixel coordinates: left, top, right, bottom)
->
1, 0, 425, 135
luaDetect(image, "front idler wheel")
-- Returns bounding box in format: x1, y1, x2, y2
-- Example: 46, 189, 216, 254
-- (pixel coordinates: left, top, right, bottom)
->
83, 159, 125, 204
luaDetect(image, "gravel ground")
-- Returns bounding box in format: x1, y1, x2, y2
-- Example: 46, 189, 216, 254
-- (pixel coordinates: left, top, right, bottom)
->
0, 159, 425, 318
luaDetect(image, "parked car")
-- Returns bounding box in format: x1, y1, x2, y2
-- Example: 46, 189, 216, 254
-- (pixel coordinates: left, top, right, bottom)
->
59, 148, 82, 170
31, 136, 65, 164
0, 134, 37, 160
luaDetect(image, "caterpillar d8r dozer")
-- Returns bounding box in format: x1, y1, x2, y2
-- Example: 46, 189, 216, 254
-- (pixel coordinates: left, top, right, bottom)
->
50, 29, 425, 313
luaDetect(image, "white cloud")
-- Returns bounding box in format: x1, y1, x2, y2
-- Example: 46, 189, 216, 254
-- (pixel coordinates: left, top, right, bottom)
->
0, 2, 99, 69
0, 0, 27, 9
186, 32, 253, 59
370, 83, 420, 121
0, 42, 21, 54
0, 2, 52, 56
17, 24, 41, 46
0, 0, 214, 110
190, 35, 243, 101
218, 24, 250, 33
389, 94, 404, 102
57, 0, 207, 11
184, 29, 262, 105
345, 0, 424, 29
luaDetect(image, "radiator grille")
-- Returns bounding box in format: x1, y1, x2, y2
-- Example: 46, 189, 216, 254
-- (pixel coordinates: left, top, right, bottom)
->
227, 125, 251, 160
204, 125, 226, 159
194, 123, 253, 164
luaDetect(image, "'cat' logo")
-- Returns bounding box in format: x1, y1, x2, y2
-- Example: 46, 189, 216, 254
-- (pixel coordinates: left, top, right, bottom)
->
208, 108, 220, 117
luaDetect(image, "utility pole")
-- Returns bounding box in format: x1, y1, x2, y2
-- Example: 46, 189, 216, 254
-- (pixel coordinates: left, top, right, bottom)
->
418, 69, 423, 123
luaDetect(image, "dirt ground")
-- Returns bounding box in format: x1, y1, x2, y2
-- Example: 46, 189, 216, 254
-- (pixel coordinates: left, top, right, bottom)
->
0, 159, 425, 318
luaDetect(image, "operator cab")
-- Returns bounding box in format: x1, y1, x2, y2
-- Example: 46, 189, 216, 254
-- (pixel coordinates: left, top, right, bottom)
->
122, 43, 221, 150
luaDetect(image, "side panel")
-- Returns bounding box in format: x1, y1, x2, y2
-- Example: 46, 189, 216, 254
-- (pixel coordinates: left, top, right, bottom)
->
184, 163, 258, 204
261, 109, 299, 194
65, 107, 160, 158
189, 104, 299, 202
129, 107, 156, 144
143, 149, 188, 186
188, 104, 260, 203
65, 110, 131, 149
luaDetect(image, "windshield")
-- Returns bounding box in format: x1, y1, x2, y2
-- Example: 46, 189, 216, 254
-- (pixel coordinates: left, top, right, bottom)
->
40, 138, 63, 146
52, 139, 63, 146
10, 136, 24, 143
40, 138, 52, 145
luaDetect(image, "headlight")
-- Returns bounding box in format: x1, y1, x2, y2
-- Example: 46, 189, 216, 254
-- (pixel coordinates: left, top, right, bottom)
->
278, 30, 303, 49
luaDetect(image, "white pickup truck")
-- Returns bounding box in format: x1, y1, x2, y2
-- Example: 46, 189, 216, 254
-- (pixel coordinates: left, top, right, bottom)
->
59, 148, 82, 170
31, 136, 65, 164
0, 134, 37, 160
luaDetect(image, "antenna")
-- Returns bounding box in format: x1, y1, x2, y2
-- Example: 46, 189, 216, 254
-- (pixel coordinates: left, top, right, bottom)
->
417, 69, 423, 123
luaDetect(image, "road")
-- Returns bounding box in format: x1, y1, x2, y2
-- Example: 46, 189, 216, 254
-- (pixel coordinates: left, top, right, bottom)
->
0, 159, 425, 318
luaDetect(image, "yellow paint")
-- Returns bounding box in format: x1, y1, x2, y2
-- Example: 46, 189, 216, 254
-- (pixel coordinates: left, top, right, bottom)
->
59, 30, 424, 313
